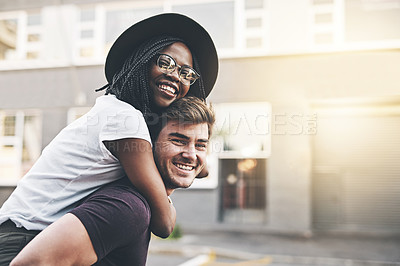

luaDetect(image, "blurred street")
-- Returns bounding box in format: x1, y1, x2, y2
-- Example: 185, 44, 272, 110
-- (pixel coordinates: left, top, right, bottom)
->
147, 230, 400, 266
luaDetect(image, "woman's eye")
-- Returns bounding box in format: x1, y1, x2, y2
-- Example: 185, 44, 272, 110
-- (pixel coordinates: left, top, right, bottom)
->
159, 58, 174, 69
180, 67, 189, 76
164, 63, 173, 69
180, 67, 195, 78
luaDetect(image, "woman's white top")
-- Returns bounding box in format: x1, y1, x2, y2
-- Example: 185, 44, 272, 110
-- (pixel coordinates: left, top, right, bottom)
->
0, 95, 151, 230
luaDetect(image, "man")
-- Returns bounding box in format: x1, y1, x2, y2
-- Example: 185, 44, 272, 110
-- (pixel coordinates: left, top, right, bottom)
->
8, 96, 215, 266
0, 12, 218, 251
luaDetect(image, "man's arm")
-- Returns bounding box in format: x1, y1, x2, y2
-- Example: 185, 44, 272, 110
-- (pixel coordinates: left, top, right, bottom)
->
10, 213, 97, 266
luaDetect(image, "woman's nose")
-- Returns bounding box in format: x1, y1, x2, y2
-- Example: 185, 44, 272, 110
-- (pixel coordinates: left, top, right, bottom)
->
165, 68, 180, 82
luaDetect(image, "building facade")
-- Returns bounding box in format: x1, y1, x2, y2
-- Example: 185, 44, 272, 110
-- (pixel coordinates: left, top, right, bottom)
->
1, 0, 400, 235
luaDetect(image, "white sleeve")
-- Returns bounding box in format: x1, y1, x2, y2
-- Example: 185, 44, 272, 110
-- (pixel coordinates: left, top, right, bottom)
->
98, 108, 152, 145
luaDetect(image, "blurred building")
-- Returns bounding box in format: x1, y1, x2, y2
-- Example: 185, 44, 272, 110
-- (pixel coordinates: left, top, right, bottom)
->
1, 0, 400, 235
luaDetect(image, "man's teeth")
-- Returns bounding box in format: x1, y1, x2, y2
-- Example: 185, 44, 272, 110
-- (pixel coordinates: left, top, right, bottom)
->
160, 84, 176, 95
176, 163, 194, 171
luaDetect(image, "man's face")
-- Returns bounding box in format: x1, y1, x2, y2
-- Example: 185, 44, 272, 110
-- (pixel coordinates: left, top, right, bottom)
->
154, 121, 209, 189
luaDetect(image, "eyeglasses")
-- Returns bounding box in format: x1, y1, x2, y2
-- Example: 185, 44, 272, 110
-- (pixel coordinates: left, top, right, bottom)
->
156, 54, 200, 86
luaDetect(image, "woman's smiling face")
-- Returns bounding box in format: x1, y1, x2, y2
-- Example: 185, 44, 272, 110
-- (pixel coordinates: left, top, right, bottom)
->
148, 42, 193, 108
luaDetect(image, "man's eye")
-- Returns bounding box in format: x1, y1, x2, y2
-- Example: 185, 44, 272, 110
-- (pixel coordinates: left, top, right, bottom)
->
172, 139, 186, 145
196, 143, 207, 150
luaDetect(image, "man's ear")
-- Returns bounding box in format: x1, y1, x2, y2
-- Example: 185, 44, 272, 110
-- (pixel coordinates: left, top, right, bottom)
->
196, 165, 209, 179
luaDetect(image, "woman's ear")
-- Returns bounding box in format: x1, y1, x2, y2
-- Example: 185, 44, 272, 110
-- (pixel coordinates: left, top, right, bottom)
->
196, 165, 209, 179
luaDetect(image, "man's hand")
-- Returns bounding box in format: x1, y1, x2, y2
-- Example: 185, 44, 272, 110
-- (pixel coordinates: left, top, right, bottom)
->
196, 165, 209, 178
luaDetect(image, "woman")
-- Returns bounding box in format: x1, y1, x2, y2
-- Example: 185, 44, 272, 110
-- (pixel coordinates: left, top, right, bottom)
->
0, 13, 218, 265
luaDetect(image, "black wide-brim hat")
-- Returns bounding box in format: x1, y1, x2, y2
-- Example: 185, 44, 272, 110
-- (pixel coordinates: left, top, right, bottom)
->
105, 13, 218, 98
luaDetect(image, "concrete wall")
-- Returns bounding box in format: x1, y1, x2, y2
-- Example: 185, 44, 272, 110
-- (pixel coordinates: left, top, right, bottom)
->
0, 65, 104, 147
0, 187, 14, 207
210, 50, 400, 103
207, 49, 400, 233
0, 65, 104, 109
172, 189, 219, 229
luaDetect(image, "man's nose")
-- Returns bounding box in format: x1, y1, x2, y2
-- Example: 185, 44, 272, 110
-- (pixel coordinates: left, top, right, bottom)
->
182, 145, 196, 160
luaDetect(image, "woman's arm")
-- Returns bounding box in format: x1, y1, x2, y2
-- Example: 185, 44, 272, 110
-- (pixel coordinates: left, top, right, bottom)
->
10, 213, 97, 266
105, 138, 176, 238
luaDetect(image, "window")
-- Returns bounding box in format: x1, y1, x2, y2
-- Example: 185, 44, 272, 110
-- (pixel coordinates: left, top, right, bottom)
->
308, 0, 342, 49
100, 1, 267, 58
0, 10, 43, 62
27, 33, 40, 42
220, 158, 267, 224
25, 10, 42, 60
191, 102, 271, 190
243, 0, 267, 51
172, 2, 235, 50
245, 0, 264, 9
212, 102, 271, 157
211, 102, 271, 224
3, 116, 16, 137
246, 37, 262, 48
345, 0, 400, 42
0, 17, 18, 60
104, 7, 162, 49
76, 7, 98, 59
25, 11, 42, 60
0, 111, 42, 184
77, 5, 163, 60
1, 1, 272, 65
27, 13, 41, 26
80, 8, 95, 22
315, 13, 333, 24
80, 29, 94, 39
247, 17, 262, 28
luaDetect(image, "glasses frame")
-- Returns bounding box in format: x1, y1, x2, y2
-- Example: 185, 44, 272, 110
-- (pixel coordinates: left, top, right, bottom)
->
156, 53, 200, 86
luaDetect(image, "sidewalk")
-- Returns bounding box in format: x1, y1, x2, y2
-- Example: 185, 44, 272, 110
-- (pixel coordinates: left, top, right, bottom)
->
148, 230, 400, 265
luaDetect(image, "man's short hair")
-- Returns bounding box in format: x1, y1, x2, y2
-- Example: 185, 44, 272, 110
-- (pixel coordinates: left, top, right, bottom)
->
149, 96, 215, 142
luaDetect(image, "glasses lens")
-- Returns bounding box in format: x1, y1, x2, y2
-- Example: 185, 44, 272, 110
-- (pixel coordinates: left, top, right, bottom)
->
179, 66, 200, 85
157, 54, 200, 85
157, 54, 176, 73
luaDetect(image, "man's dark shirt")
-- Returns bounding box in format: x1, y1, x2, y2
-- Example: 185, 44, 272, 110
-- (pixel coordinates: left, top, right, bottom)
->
70, 178, 151, 266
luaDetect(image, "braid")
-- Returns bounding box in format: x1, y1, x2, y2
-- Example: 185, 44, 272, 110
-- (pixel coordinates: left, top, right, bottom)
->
188, 55, 206, 99
100, 35, 207, 117
104, 36, 182, 116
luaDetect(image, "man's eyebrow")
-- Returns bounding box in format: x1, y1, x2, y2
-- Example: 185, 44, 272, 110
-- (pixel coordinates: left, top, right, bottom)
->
168, 132, 209, 143
169, 132, 189, 140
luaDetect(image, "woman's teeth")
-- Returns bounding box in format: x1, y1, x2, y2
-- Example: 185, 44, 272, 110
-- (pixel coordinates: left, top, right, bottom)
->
159, 84, 176, 95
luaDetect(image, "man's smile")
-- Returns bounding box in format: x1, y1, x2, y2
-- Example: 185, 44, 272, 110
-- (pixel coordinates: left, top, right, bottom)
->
173, 162, 195, 171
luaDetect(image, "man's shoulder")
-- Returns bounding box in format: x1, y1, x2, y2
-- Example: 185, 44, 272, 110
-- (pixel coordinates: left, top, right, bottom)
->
72, 178, 151, 238
87, 178, 150, 217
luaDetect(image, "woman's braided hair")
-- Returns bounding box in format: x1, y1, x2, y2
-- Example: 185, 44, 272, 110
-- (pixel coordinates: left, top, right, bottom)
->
97, 35, 206, 120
